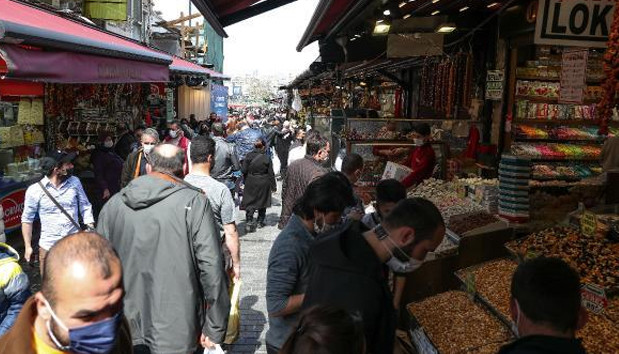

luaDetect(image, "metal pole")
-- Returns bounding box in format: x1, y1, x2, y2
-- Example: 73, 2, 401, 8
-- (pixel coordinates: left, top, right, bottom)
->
189, 0, 193, 26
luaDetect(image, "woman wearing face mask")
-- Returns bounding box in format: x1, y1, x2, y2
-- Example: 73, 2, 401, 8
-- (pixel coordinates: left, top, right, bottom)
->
400, 123, 436, 188
91, 132, 124, 215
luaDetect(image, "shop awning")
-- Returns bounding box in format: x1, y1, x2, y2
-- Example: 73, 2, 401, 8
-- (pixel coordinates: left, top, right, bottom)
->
297, 0, 362, 52
170, 56, 230, 81
0, 0, 171, 65
0, 44, 169, 83
190, 0, 298, 37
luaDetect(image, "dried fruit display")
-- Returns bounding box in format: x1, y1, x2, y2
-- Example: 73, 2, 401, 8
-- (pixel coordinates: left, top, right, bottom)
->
448, 212, 499, 235
460, 259, 518, 320
598, 1, 619, 135
577, 312, 619, 353
507, 227, 619, 289
408, 291, 512, 353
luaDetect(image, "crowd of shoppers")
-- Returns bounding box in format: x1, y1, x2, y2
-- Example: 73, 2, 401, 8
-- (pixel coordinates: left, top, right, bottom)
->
0, 109, 593, 354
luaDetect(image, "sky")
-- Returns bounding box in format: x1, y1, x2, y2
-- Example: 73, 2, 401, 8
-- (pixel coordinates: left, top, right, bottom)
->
153, 0, 320, 79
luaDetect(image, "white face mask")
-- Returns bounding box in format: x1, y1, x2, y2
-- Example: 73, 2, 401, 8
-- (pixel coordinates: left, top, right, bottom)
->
313, 213, 339, 235
169, 129, 179, 139
380, 228, 424, 274
103, 140, 114, 148
143, 144, 155, 154
413, 138, 425, 146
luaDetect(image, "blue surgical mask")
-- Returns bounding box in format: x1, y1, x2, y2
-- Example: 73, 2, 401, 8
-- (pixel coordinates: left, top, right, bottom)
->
45, 300, 122, 354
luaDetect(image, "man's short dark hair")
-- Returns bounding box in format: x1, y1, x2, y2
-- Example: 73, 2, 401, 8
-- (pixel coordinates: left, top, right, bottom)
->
169, 120, 180, 128
190, 136, 216, 164
42, 232, 120, 306
294, 172, 355, 219
149, 144, 185, 175
376, 179, 407, 204
306, 130, 329, 156
383, 198, 444, 241
341, 154, 364, 175
212, 122, 225, 136
511, 257, 582, 333
414, 123, 431, 137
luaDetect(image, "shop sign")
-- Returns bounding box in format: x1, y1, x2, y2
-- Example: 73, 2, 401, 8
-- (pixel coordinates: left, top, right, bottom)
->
580, 210, 598, 236
210, 84, 229, 123
560, 49, 588, 104
485, 70, 505, 101
1, 187, 26, 233
581, 283, 608, 314
535, 0, 614, 48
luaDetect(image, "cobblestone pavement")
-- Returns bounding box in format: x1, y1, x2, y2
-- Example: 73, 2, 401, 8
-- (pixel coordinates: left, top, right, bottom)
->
12, 184, 281, 354
227, 188, 281, 354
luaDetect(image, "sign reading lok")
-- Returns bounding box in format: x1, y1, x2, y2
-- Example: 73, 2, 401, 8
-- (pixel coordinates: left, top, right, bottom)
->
535, 0, 615, 48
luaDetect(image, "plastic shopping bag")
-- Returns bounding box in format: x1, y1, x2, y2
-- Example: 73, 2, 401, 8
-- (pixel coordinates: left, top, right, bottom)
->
272, 148, 281, 177
203, 344, 225, 354
223, 279, 242, 344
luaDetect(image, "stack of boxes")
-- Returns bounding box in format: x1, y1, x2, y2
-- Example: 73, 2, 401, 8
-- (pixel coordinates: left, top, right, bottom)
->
498, 155, 531, 222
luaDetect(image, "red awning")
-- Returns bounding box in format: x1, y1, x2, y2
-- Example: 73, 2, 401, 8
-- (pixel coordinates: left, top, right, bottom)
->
297, 0, 357, 51
0, 0, 171, 64
170, 56, 230, 80
0, 44, 169, 83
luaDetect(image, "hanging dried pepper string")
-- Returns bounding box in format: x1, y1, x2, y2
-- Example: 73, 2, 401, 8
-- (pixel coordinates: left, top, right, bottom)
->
598, 0, 619, 135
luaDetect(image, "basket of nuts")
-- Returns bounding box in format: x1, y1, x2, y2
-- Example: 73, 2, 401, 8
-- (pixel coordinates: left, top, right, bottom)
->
407, 291, 514, 353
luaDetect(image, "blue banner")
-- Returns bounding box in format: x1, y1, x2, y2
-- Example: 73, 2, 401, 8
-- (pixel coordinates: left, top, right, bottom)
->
211, 84, 229, 122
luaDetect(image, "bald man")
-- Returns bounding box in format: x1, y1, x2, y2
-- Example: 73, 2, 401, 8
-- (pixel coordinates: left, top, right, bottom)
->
97, 144, 230, 353
0, 232, 132, 353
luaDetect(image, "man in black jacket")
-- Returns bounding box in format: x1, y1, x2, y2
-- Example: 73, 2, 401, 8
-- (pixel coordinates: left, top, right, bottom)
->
302, 198, 445, 354
498, 257, 587, 354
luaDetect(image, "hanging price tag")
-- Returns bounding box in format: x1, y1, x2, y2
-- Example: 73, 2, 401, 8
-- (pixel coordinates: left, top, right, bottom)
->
581, 283, 608, 315
465, 271, 476, 298
580, 211, 597, 236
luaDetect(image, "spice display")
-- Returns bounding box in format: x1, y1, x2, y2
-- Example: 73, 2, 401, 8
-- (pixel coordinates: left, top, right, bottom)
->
514, 125, 604, 141
577, 312, 619, 353
515, 100, 597, 121
408, 291, 512, 353
507, 227, 619, 289
531, 164, 602, 181
448, 212, 499, 235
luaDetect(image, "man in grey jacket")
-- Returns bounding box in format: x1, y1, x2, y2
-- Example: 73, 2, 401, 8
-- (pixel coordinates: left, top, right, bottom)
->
97, 144, 230, 353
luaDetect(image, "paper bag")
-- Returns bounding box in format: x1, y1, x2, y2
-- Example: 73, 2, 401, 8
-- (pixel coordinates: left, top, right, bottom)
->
382, 161, 413, 182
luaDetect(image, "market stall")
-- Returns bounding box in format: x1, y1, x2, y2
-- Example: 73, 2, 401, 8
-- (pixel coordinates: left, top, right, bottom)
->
0, 0, 173, 237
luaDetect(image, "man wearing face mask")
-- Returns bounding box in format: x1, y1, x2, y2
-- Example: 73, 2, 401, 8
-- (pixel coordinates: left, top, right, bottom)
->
401, 123, 436, 188
165, 120, 190, 175
0, 232, 133, 354
498, 257, 587, 354
302, 198, 445, 354
278, 131, 330, 230
266, 173, 355, 354
121, 128, 159, 188
21, 150, 94, 275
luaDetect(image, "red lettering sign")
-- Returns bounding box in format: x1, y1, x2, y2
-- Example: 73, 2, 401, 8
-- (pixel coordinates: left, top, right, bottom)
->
1, 188, 26, 231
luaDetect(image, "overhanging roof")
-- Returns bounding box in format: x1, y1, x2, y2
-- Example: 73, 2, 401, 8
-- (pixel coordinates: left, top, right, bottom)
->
0, 0, 171, 64
191, 0, 298, 38
170, 56, 230, 80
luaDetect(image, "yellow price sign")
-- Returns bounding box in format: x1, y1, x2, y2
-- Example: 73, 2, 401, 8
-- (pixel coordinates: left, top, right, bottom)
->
581, 211, 597, 236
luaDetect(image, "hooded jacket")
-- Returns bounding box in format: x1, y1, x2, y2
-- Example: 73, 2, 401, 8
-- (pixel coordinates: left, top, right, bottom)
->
96, 173, 230, 353
0, 243, 30, 335
498, 335, 586, 354
302, 222, 395, 354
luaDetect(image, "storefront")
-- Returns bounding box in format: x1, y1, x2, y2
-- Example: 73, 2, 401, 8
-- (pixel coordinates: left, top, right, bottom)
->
294, 0, 618, 351
0, 0, 172, 234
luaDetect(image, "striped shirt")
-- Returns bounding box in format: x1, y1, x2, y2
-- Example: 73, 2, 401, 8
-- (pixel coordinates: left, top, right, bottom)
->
21, 176, 94, 250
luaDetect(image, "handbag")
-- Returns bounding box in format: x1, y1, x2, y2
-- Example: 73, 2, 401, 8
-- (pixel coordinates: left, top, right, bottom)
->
38, 181, 93, 232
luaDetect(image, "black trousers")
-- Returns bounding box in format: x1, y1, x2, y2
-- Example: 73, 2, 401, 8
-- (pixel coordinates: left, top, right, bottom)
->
266, 343, 280, 354
246, 207, 266, 222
